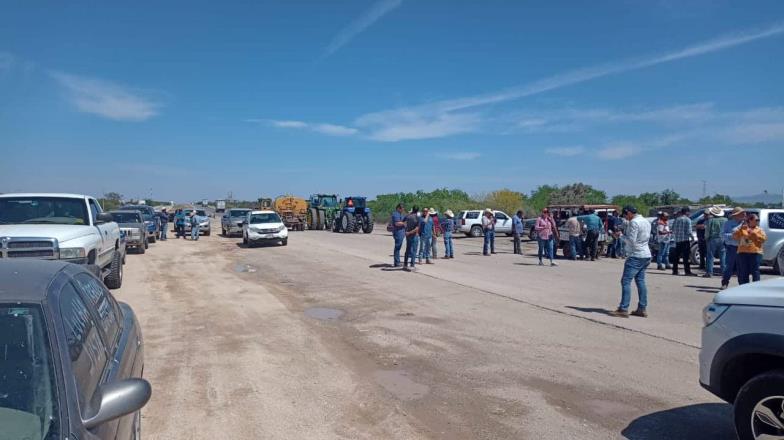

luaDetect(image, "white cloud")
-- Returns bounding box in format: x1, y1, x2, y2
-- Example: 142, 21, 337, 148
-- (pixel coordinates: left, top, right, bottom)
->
597, 144, 644, 160
355, 111, 480, 142
264, 119, 358, 136
436, 152, 481, 161
322, 0, 403, 58
545, 146, 585, 157
50, 72, 160, 121
722, 122, 784, 144
344, 21, 784, 142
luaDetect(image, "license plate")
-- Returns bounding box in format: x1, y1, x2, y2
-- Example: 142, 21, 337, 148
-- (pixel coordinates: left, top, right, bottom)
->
263, 234, 275, 239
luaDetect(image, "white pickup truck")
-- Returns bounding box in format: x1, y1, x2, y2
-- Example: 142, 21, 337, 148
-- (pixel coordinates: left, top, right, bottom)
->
0, 193, 125, 289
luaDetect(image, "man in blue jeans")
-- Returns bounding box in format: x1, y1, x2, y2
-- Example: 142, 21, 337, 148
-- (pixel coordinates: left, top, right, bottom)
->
391, 204, 406, 267
158, 209, 168, 240
403, 206, 420, 271
482, 209, 496, 256
610, 206, 652, 318
418, 208, 434, 264
721, 207, 744, 289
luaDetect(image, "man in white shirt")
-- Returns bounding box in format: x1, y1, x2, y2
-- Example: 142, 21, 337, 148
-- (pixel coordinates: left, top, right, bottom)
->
610, 206, 652, 318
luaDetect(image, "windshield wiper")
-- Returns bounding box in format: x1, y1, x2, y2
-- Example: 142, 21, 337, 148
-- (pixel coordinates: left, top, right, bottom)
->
22, 220, 67, 224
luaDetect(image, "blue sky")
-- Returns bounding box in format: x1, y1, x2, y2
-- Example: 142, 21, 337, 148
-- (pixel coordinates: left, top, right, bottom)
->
2, 1, 783, 202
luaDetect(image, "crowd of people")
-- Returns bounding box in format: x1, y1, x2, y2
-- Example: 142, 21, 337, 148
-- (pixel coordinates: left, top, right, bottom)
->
389, 202, 769, 319
155, 208, 206, 241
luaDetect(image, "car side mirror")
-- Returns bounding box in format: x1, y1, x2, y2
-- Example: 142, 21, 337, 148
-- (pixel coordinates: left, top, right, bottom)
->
83, 378, 151, 429
96, 213, 114, 224
242, 220, 248, 225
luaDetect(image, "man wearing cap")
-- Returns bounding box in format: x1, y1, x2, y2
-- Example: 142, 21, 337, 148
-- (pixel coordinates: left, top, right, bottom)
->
512, 210, 524, 255
418, 208, 434, 264
655, 212, 672, 270
443, 210, 456, 259
403, 206, 421, 271
671, 207, 694, 276
579, 209, 602, 261
391, 203, 407, 267
610, 205, 652, 318
696, 209, 709, 270
704, 206, 727, 278
482, 209, 496, 256
720, 207, 745, 289
430, 208, 440, 260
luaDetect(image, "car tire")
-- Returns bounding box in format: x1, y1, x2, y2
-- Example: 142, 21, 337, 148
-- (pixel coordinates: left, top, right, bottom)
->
734, 369, 784, 440
138, 243, 146, 254
282, 238, 288, 246
104, 251, 123, 289
149, 234, 156, 243
774, 247, 783, 276
205, 230, 211, 236
470, 225, 483, 238
690, 242, 700, 266
562, 242, 572, 259
529, 227, 536, 241
133, 410, 141, 440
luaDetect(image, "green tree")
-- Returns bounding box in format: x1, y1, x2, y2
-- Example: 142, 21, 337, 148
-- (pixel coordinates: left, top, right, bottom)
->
549, 183, 607, 205
482, 189, 526, 216
99, 192, 124, 210
698, 194, 735, 206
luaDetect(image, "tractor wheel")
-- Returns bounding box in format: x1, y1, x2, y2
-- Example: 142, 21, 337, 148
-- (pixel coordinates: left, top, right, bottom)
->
341, 212, 356, 233
363, 213, 374, 233
353, 216, 362, 233
333, 217, 341, 232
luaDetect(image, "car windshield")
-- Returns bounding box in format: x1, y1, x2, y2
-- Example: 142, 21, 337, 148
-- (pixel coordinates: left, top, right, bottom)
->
0, 304, 60, 440
229, 210, 249, 217
111, 213, 142, 223
250, 213, 281, 224
196, 210, 207, 216
0, 197, 88, 225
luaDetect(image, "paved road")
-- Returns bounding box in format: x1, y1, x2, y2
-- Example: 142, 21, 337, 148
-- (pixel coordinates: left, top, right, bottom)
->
115, 220, 762, 439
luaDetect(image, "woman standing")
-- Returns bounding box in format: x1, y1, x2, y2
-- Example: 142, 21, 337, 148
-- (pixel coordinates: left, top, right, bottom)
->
535, 208, 557, 266
732, 213, 767, 284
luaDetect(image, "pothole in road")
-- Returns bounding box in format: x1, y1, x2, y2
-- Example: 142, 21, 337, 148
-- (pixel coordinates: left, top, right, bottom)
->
304, 307, 344, 321
373, 370, 429, 401
234, 263, 257, 273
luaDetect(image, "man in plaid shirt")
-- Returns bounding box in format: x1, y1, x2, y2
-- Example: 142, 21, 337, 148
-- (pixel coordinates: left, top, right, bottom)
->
672, 206, 694, 276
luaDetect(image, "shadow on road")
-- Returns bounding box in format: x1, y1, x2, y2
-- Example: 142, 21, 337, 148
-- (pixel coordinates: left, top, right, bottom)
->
684, 284, 721, 294
621, 403, 735, 440
564, 306, 613, 316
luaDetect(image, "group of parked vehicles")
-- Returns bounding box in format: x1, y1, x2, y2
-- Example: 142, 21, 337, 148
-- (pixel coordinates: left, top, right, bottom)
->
0, 193, 151, 439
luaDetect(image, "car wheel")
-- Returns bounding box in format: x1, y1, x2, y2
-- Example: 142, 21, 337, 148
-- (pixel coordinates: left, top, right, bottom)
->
138, 243, 146, 254
282, 238, 288, 246
690, 242, 700, 266
774, 247, 783, 276
205, 230, 211, 236
104, 251, 123, 289
562, 242, 572, 259
734, 370, 784, 440
133, 410, 141, 440
470, 225, 483, 238
144, 238, 149, 250
149, 233, 156, 243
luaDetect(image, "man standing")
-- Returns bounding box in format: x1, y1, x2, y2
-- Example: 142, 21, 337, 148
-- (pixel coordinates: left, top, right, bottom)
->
704, 206, 727, 278
403, 207, 420, 271
696, 210, 708, 270
580, 209, 602, 261
671, 207, 693, 276
174, 209, 186, 238
482, 209, 496, 256
721, 207, 745, 289
610, 206, 652, 318
512, 210, 524, 255
418, 208, 434, 264
430, 208, 440, 260
190, 211, 200, 241
565, 214, 582, 260
159, 209, 169, 241
391, 204, 406, 267
443, 210, 456, 259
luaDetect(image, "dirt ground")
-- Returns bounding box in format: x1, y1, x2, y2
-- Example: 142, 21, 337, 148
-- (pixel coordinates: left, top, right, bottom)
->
115, 220, 771, 439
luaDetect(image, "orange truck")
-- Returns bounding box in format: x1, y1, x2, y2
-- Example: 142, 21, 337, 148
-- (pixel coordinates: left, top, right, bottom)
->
273, 195, 308, 231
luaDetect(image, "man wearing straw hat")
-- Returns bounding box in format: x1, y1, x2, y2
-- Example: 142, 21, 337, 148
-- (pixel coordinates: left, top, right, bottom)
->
704, 206, 727, 278
720, 207, 746, 289
443, 210, 456, 259
482, 208, 496, 256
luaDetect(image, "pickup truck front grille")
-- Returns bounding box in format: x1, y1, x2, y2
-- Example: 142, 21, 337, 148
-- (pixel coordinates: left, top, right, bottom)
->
0, 237, 59, 259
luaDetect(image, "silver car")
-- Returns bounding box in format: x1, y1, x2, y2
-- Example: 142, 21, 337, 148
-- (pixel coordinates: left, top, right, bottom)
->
110, 210, 149, 254
221, 208, 251, 237
0, 260, 150, 439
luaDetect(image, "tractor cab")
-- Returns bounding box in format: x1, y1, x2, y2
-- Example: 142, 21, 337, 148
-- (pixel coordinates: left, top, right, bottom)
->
343, 196, 366, 211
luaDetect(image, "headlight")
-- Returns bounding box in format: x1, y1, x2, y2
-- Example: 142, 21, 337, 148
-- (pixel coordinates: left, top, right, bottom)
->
278, 225, 286, 232
60, 247, 86, 259
703, 303, 729, 326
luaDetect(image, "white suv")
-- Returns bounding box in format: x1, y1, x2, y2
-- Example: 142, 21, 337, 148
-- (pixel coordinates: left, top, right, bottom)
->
456, 210, 513, 237
242, 210, 288, 247
699, 277, 784, 440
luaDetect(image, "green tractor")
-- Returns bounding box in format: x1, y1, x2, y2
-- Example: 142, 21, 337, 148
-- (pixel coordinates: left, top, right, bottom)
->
333, 196, 374, 234
307, 194, 340, 231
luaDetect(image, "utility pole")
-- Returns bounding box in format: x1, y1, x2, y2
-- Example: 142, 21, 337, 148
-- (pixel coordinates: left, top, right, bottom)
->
701, 180, 707, 199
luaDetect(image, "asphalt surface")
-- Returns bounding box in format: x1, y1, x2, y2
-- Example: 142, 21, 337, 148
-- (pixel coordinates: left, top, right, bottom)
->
114, 219, 772, 439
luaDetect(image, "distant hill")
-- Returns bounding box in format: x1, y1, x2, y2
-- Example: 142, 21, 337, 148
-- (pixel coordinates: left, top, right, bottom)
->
734, 193, 783, 205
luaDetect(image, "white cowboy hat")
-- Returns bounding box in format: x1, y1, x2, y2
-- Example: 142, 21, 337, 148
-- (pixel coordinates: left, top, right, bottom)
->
484, 208, 492, 213
445, 210, 454, 218
708, 206, 724, 217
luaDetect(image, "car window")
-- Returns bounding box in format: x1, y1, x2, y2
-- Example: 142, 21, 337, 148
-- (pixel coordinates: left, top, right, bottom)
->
60, 282, 108, 412
0, 303, 60, 440
72, 274, 121, 347
769, 212, 784, 230
0, 196, 89, 226
466, 212, 480, 219
495, 212, 508, 220
249, 213, 281, 224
